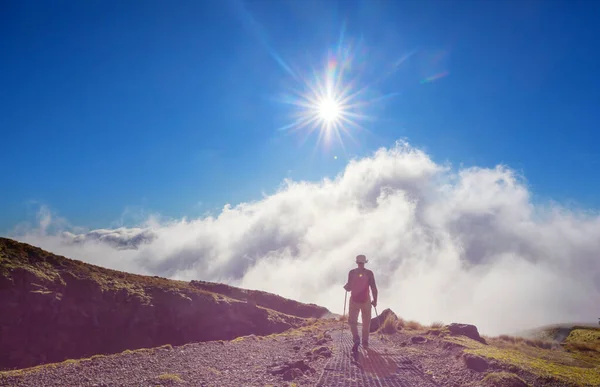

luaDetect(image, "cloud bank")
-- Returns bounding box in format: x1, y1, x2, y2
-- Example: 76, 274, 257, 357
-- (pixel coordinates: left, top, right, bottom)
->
10, 142, 600, 335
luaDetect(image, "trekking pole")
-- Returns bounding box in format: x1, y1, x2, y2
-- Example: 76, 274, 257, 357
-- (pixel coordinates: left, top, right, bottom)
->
343, 291, 348, 321
373, 305, 382, 340
341, 291, 348, 332
340, 291, 348, 346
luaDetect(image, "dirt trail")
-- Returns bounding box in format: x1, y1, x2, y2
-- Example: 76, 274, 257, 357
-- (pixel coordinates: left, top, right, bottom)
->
318, 329, 440, 387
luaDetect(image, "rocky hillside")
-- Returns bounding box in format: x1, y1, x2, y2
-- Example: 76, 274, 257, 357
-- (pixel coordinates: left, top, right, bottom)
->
188, 280, 328, 319
0, 237, 329, 371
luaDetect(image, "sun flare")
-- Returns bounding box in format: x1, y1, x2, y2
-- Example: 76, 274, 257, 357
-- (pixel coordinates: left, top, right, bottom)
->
318, 97, 341, 123
277, 44, 374, 152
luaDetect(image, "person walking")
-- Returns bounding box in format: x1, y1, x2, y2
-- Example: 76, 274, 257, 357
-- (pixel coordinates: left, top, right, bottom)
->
343, 254, 378, 351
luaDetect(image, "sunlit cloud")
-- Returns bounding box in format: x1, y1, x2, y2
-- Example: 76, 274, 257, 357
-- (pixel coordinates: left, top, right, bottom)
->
10, 142, 600, 336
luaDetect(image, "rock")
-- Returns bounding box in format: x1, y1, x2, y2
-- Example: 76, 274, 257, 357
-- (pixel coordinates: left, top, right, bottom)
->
411, 336, 427, 344
283, 368, 303, 381
463, 353, 489, 372
268, 364, 288, 375
447, 323, 487, 344
370, 308, 398, 332
312, 346, 332, 358
316, 337, 329, 345
268, 359, 314, 378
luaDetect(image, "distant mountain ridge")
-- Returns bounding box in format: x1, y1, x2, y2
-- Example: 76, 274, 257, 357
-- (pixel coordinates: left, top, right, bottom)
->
0, 237, 329, 371
517, 322, 600, 342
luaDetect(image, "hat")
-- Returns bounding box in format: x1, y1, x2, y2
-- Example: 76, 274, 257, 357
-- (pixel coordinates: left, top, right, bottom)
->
356, 254, 367, 264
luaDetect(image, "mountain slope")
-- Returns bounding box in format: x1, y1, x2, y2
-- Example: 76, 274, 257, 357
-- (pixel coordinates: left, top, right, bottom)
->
0, 237, 329, 371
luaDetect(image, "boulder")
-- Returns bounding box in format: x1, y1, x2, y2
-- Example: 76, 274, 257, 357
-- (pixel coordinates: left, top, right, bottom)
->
447, 323, 487, 344
370, 308, 398, 332
463, 353, 489, 372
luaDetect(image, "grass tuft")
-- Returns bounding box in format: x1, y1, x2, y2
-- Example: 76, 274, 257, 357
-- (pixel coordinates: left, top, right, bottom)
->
405, 320, 424, 330
380, 314, 398, 334
495, 334, 557, 350
157, 373, 184, 382
396, 317, 406, 328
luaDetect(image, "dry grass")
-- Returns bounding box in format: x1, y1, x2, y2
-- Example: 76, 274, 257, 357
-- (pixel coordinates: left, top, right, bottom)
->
494, 335, 557, 350
429, 321, 444, 329
262, 318, 330, 341
379, 314, 399, 334
396, 317, 405, 328
303, 317, 318, 326
157, 373, 184, 382
405, 320, 424, 330
498, 334, 524, 344
566, 341, 600, 353
482, 372, 529, 386
565, 328, 600, 345
231, 334, 261, 343
495, 329, 600, 354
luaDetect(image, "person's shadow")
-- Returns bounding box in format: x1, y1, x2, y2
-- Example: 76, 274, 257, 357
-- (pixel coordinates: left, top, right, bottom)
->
351, 347, 398, 378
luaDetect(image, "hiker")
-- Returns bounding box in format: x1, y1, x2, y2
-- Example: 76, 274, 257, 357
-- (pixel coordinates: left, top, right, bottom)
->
343, 254, 378, 351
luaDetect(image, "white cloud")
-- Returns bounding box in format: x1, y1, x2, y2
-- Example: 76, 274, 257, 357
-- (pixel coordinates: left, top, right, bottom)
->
8, 142, 600, 335
62, 228, 157, 250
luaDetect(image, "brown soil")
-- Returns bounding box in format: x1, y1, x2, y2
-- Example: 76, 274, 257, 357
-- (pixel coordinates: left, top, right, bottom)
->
0, 322, 333, 387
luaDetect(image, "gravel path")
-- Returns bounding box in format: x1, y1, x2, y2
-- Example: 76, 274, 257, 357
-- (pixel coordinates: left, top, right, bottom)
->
1, 322, 572, 387
317, 329, 440, 387
0, 329, 332, 387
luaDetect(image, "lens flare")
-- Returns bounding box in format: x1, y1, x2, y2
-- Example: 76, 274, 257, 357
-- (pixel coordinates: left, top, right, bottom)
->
275, 31, 409, 154
420, 70, 449, 84
277, 43, 375, 152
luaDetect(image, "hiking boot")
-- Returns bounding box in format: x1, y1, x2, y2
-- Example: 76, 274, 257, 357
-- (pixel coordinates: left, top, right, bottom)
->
352, 342, 360, 352
362, 342, 369, 351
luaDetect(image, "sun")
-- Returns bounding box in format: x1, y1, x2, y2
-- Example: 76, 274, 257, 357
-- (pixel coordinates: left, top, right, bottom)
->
275, 36, 398, 153
318, 97, 341, 123
277, 53, 367, 152
269, 29, 408, 154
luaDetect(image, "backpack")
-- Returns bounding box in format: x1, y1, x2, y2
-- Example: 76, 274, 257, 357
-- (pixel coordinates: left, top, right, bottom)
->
350, 269, 370, 303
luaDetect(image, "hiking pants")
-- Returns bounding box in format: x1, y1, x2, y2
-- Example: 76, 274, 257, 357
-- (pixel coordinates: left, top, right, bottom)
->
348, 299, 371, 345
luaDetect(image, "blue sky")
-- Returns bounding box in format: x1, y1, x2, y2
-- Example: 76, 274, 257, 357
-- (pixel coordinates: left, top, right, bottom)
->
2, 0, 599, 232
